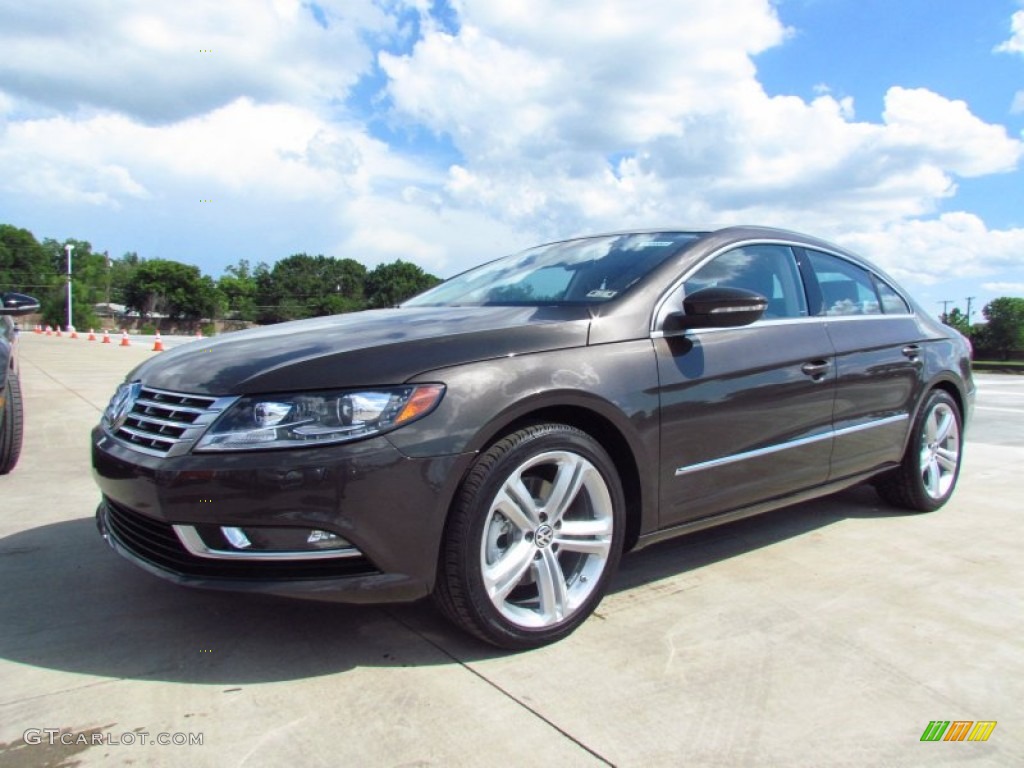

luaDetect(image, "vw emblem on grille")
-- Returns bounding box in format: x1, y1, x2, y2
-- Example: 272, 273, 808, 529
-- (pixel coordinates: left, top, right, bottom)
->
534, 524, 555, 549
109, 381, 142, 430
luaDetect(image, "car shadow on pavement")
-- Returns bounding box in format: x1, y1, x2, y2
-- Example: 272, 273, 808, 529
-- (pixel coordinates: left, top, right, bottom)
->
612, 483, 901, 594
0, 517, 452, 685
0, 485, 907, 682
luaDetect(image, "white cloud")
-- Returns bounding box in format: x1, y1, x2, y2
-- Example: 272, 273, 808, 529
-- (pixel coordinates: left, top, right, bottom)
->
0, 0, 391, 123
0, 0, 1022, 286
384, 2, 1023, 260
995, 10, 1024, 55
880, 87, 1022, 177
836, 213, 1024, 286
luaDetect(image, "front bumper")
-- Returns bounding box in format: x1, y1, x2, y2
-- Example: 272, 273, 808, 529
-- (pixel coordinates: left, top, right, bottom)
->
92, 427, 474, 603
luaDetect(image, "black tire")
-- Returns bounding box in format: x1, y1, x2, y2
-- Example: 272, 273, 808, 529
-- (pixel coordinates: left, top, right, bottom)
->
875, 390, 962, 512
0, 372, 24, 475
435, 423, 625, 650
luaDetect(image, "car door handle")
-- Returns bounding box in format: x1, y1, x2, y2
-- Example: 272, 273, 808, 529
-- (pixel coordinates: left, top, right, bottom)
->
801, 360, 831, 380
902, 344, 921, 360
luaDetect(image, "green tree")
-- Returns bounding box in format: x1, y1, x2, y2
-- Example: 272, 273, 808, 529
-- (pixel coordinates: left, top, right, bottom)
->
124, 259, 218, 321
255, 254, 368, 323
0, 224, 50, 293
364, 260, 441, 308
942, 307, 971, 335
38, 237, 104, 330
109, 252, 141, 306
218, 259, 259, 321
982, 297, 1024, 360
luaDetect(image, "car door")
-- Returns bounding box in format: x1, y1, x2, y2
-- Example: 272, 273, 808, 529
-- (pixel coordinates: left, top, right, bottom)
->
653, 243, 836, 528
798, 248, 926, 481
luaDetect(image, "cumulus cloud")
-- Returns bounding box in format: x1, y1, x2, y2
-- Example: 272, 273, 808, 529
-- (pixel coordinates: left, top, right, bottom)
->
995, 10, 1024, 55
0, 0, 391, 123
836, 213, 1024, 285
0, 0, 1022, 290
381, 2, 1023, 274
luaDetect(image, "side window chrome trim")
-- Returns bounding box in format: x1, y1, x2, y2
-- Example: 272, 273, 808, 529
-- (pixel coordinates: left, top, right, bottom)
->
673, 414, 909, 477
651, 315, 823, 340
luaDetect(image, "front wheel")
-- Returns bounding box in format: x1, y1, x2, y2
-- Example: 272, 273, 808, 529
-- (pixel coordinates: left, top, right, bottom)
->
0, 372, 25, 475
875, 390, 963, 512
435, 424, 625, 649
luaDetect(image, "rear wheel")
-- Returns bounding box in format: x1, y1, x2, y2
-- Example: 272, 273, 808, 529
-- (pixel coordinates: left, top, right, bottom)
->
435, 424, 625, 649
875, 390, 962, 512
0, 372, 24, 474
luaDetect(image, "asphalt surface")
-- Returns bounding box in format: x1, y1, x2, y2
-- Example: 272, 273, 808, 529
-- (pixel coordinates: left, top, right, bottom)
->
1, 332, 1022, 767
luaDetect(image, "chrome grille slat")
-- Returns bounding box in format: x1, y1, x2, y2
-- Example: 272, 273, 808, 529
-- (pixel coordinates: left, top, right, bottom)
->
133, 398, 211, 416
109, 386, 238, 458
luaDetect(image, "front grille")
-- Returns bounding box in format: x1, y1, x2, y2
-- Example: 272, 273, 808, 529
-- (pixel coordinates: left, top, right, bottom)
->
112, 387, 235, 457
103, 499, 379, 581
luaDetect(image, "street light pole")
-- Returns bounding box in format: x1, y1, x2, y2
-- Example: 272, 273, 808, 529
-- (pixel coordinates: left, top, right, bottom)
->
65, 243, 74, 331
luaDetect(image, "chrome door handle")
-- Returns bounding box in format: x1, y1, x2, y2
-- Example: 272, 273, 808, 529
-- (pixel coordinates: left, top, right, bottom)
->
902, 344, 921, 359
801, 360, 831, 380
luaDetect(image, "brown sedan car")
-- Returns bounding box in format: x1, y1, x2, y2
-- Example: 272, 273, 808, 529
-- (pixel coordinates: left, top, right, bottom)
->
93, 227, 973, 648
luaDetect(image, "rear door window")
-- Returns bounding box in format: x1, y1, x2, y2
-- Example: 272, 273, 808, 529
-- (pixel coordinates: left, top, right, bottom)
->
804, 250, 882, 316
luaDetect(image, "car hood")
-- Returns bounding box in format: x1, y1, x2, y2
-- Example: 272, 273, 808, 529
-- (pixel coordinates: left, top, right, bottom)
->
127, 306, 592, 395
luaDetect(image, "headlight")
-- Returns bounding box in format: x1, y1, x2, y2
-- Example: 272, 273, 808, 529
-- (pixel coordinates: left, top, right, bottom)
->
194, 384, 445, 451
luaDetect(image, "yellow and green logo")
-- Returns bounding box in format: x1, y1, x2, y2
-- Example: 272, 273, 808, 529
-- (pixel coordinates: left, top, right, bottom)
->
920, 721, 997, 742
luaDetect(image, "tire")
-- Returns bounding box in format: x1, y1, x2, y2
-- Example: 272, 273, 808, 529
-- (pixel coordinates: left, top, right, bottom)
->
875, 390, 962, 512
435, 423, 625, 650
0, 372, 24, 475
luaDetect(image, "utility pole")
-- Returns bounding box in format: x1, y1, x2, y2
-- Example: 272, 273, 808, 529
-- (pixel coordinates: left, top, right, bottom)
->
965, 296, 975, 325
65, 243, 74, 331
938, 300, 953, 321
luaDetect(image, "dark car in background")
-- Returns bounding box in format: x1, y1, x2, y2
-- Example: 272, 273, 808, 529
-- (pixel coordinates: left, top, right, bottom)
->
1, 292, 40, 474
92, 227, 973, 648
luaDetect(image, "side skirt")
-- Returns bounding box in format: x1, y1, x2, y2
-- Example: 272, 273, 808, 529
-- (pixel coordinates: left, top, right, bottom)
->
633, 467, 894, 551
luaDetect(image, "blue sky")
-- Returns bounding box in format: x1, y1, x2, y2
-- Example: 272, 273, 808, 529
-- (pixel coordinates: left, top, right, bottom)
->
0, 0, 1021, 320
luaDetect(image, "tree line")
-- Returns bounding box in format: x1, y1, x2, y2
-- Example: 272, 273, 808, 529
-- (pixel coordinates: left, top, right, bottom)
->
940, 298, 1024, 361
0, 223, 441, 331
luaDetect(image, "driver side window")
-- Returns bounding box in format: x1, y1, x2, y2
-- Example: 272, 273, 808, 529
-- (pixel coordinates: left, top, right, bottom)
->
684, 244, 808, 319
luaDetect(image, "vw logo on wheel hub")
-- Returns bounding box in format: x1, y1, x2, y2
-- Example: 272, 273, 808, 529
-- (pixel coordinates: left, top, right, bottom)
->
534, 524, 554, 549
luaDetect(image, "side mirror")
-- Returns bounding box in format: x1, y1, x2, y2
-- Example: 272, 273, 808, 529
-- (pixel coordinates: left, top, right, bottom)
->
0, 292, 41, 316
671, 286, 767, 330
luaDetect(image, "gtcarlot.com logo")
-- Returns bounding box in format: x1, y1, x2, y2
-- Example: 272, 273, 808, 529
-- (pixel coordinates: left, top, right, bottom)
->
23, 729, 203, 747
920, 721, 997, 742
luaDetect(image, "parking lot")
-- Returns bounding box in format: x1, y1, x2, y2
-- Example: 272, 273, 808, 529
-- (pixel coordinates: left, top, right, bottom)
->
1, 332, 1022, 767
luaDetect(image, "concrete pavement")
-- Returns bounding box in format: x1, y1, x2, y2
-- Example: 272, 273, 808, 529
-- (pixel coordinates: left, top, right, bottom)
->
1, 331, 1022, 767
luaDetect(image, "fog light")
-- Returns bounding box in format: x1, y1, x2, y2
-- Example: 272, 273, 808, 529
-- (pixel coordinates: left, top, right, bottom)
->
307, 529, 347, 548
221, 526, 252, 549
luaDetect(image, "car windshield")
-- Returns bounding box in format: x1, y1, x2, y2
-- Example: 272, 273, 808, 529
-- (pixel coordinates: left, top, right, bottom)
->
404, 232, 702, 307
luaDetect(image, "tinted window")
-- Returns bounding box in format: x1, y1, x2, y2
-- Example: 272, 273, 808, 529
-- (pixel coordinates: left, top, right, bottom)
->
873, 277, 911, 314
805, 250, 881, 316
684, 244, 808, 319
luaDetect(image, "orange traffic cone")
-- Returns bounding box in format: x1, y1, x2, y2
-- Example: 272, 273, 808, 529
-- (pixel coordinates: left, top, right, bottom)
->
45, 326, 52, 336
56, 327, 62, 337
102, 330, 111, 344
195, 329, 203, 339
87, 329, 97, 341
152, 332, 165, 352
34, 325, 42, 334
70, 326, 79, 339
119, 330, 131, 347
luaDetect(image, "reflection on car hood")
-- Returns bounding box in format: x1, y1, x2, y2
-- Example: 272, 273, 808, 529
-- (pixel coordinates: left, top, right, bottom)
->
128, 306, 592, 395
